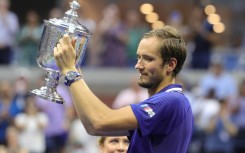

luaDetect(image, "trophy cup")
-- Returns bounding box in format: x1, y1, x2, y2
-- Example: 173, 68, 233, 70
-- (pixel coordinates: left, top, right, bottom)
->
30, 0, 91, 104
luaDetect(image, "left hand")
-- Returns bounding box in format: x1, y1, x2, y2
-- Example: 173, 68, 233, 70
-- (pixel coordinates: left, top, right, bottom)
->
54, 34, 77, 75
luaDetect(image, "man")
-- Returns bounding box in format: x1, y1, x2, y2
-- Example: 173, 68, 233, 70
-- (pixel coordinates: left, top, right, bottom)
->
54, 26, 193, 153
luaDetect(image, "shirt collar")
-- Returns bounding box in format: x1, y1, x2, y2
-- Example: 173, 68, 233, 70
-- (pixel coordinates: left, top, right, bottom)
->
159, 84, 183, 93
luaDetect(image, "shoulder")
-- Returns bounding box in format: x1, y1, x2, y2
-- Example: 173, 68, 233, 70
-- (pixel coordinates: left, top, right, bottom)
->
152, 92, 192, 113
150, 91, 188, 104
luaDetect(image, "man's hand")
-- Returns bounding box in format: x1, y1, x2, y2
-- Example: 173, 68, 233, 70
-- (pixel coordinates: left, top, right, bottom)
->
54, 34, 77, 75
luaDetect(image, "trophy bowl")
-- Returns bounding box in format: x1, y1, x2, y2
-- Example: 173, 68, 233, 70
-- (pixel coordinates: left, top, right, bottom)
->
30, 0, 91, 104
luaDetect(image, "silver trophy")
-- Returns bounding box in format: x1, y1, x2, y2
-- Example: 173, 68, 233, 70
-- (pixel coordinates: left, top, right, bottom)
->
30, 0, 91, 104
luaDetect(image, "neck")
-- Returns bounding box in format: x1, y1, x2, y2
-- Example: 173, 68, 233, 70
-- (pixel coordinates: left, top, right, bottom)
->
148, 77, 176, 96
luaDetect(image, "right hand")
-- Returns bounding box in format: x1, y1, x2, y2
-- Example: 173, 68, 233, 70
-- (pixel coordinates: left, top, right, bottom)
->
53, 34, 78, 75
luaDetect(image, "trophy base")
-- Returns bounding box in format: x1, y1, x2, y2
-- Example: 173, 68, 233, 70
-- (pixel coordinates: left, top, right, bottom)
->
30, 86, 64, 104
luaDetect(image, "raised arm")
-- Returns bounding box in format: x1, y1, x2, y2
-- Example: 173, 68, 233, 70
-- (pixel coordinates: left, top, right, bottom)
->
54, 34, 138, 136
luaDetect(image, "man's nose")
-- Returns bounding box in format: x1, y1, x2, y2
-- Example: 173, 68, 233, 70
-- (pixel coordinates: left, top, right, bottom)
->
135, 60, 143, 70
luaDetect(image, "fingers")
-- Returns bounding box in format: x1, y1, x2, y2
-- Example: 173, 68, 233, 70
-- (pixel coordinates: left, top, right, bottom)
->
54, 38, 64, 59
55, 34, 72, 53
53, 46, 58, 56
56, 34, 71, 49
56, 42, 61, 52
54, 34, 78, 58
53, 46, 62, 62
71, 37, 77, 47
63, 34, 72, 46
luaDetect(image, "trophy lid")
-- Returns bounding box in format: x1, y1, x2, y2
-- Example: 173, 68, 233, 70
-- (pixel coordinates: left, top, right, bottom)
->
45, 0, 91, 36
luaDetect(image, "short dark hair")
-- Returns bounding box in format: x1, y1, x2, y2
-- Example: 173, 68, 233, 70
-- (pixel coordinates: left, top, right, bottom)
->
143, 26, 186, 77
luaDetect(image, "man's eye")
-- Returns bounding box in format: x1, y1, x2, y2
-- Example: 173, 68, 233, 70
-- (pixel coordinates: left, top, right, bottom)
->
144, 57, 153, 61
137, 55, 153, 62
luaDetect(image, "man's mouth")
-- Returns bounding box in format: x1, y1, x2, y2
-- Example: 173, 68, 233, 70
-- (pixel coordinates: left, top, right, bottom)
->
140, 73, 148, 78
140, 72, 147, 75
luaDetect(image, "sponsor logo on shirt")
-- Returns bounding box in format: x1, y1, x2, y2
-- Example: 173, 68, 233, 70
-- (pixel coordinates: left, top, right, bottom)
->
140, 104, 155, 117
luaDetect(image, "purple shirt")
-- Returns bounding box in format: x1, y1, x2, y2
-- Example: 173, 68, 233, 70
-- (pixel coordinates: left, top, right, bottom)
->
129, 84, 193, 153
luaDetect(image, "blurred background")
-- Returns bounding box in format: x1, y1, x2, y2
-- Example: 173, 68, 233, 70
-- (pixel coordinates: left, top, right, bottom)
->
0, 0, 244, 152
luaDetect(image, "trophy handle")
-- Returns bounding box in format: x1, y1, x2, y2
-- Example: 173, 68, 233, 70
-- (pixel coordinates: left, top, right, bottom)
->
30, 69, 64, 104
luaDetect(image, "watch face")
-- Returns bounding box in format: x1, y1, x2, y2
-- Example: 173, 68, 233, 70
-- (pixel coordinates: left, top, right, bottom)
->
67, 71, 77, 80
64, 71, 82, 86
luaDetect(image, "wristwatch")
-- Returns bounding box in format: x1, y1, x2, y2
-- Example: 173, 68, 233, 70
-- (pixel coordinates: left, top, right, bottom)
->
64, 71, 82, 86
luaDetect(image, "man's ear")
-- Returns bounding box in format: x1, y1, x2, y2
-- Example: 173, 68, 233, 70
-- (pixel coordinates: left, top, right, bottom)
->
167, 58, 177, 72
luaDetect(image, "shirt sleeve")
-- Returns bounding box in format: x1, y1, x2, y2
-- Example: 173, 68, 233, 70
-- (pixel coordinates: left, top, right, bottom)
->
131, 92, 190, 137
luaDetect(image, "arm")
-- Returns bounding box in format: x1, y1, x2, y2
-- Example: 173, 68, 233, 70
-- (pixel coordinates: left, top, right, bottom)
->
54, 35, 138, 136
221, 117, 238, 136
205, 116, 217, 133
220, 110, 238, 136
70, 79, 138, 136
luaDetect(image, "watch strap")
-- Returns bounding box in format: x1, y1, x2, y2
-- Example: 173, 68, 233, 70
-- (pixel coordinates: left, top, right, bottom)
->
64, 72, 82, 86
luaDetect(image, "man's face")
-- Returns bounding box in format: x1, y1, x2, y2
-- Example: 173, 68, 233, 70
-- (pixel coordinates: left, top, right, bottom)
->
135, 37, 166, 89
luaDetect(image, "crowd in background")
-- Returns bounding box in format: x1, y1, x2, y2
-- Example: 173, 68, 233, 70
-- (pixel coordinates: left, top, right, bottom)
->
0, 0, 244, 70
0, 0, 245, 152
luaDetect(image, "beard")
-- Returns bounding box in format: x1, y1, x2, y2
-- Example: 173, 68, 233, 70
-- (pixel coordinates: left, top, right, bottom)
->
138, 75, 162, 89
138, 82, 153, 89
